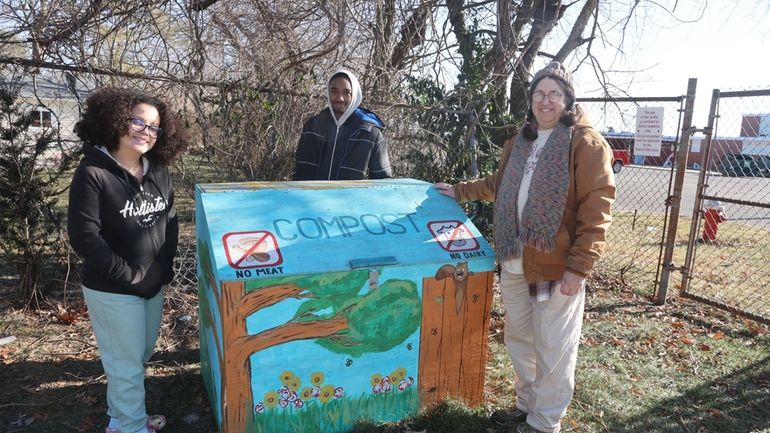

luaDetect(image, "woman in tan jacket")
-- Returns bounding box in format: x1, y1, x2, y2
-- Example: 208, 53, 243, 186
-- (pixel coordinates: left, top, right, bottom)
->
435, 62, 615, 433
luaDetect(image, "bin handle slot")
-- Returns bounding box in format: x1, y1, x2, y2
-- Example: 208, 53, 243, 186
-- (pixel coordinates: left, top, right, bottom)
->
349, 256, 398, 269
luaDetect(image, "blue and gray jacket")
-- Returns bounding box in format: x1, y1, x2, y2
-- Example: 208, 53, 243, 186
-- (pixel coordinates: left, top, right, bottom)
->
293, 69, 392, 180
293, 107, 392, 180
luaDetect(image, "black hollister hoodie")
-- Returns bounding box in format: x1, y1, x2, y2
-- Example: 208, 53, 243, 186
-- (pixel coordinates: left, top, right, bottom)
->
67, 145, 178, 299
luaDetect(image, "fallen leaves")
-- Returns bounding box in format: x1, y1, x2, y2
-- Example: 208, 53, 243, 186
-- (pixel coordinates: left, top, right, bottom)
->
743, 319, 767, 335
0, 346, 13, 364
50, 302, 88, 325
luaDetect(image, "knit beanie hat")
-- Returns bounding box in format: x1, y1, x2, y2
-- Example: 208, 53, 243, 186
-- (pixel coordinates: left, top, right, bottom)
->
530, 61, 575, 96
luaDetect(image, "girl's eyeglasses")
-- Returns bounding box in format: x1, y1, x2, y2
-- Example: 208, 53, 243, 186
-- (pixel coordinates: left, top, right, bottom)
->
128, 118, 163, 136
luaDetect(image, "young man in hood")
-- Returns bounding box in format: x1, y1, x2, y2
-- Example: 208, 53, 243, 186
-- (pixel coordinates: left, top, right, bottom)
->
293, 69, 392, 180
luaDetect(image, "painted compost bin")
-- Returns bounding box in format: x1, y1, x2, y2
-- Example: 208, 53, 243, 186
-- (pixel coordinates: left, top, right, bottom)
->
195, 178, 496, 433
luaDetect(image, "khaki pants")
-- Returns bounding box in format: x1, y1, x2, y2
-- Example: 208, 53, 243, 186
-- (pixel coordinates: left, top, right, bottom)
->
499, 270, 585, 433
83, 287, 164, 433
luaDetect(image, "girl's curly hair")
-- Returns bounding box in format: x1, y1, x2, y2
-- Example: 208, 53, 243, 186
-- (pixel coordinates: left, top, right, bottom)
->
74, 87, 189, 166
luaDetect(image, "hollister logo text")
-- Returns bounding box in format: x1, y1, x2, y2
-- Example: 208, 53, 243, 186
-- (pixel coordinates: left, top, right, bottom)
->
120, 191, 166, 228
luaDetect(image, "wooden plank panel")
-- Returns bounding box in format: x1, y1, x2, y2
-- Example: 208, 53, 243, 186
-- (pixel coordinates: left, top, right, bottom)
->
418, 278, 446, 405
420, 271, 494, 407
440, 274, 464, 400
458, 272, 494, 405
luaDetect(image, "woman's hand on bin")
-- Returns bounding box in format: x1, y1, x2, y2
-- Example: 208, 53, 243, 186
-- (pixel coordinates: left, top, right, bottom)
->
434, 182, 456, 199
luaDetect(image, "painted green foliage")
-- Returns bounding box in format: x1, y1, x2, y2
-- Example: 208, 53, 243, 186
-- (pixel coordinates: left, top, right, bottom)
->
248, 271, 422, 357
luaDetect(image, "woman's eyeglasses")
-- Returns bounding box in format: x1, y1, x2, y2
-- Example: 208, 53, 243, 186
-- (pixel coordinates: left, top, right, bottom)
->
532, 90, 564, 103
128, 118, 163, 136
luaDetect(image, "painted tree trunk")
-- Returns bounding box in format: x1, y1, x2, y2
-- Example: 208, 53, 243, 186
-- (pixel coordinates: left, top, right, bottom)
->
221, 281, 251, 433
216, 281, 350, 433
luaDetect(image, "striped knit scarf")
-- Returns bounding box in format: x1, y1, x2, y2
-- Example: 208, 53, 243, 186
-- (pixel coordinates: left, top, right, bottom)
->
493, 123, 572, 262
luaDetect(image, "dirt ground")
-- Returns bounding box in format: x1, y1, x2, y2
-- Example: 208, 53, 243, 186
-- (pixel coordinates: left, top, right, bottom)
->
2, 276, 768, 433
3, 287, 487, 433
0, 284, 218, 433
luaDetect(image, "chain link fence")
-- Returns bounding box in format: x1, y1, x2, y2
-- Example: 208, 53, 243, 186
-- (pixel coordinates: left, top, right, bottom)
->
0, 66, 486, 301
679, 88, 770, 323
2, 65, 768, 323
575, 95, 687, 293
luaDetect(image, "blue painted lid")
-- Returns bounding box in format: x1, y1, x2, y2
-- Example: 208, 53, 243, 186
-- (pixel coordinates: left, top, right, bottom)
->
195, 178, 495, 280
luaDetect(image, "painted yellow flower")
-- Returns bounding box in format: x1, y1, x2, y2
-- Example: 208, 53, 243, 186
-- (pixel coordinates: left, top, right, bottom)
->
310, 372, 325, 386
279, 371, 296, 386
319, 384, 335, 403
390, 367, 407, 382
370, 373, 383, 386
301, 387, 314, 400
264, 391, 279, 408
288, 378, 301, 391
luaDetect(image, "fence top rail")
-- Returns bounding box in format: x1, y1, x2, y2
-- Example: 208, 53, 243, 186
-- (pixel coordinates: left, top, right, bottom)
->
0, 56, 478, 116
577, 96, 685, 103
717, 89, 770, 98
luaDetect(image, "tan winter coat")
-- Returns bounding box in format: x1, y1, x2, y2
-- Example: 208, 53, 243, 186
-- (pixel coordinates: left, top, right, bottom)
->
453, 106, 616, 282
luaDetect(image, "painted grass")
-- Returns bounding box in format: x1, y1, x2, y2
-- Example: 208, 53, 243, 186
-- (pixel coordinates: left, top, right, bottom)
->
250, 388, 420, 433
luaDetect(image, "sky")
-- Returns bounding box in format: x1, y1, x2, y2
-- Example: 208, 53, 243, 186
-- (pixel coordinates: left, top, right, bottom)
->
550, 0, 770, 136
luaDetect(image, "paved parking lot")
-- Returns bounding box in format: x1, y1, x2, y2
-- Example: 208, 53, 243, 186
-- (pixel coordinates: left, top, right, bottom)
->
614, 165, 770, 230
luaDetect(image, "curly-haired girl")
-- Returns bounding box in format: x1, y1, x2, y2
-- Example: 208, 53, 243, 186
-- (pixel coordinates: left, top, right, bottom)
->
68, 87, 189, 433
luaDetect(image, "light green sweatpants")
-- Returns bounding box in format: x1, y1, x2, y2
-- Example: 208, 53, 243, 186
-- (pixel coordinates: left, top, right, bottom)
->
83, 286, 164, 433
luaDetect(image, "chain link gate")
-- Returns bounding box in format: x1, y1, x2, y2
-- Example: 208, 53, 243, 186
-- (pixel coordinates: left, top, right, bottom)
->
577, 85, 691, 295
677, 88, 770, 324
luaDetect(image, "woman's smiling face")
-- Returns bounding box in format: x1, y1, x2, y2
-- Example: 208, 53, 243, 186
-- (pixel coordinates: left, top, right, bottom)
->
531, 77, 566, 130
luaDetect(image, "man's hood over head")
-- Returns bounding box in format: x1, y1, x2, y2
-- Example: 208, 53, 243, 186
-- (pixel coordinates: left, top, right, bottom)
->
327, 68, 363, 126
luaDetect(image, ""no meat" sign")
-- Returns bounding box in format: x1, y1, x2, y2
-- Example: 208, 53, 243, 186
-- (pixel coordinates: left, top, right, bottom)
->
222, 231, 283, 269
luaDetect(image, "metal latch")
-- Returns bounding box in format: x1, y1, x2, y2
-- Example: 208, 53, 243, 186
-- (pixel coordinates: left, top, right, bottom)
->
349, 256, 398, 269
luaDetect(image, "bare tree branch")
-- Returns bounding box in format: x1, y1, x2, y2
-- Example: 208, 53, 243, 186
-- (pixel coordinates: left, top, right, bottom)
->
554, 0, 597, 63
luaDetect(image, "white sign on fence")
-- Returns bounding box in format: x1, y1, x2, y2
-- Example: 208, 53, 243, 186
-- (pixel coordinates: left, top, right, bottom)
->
634, 107, 664, 157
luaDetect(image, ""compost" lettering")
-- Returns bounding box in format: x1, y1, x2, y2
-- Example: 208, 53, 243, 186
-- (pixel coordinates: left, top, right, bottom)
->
273, 212, 420, 240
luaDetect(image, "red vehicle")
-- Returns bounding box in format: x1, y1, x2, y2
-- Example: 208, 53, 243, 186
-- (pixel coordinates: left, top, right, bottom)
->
611, 149, 631, 174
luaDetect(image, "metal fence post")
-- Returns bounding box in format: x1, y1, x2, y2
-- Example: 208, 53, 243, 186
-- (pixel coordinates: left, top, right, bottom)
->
655, 78, 697, 305
679, 89, 720, 297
